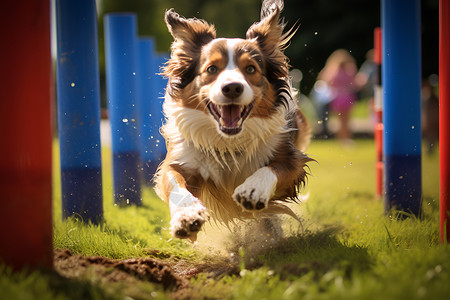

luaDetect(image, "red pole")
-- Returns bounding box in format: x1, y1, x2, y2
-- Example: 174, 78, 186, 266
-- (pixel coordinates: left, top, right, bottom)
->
0, 1, 53, 269
374, 27, 384, 199
440, 0, 450, 243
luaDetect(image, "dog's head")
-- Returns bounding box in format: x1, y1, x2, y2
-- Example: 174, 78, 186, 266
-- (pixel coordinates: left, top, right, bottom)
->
163, 0, 295, 136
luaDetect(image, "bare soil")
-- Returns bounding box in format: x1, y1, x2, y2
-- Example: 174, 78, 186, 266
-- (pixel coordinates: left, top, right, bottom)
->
54, 249, 238, 299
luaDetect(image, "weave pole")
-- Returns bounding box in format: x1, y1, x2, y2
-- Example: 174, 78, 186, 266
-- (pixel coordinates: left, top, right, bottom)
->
152, 54, 169, 168
381, 0, 422, 216
440, 0, 450, 243
137, 38, 159, 184
104, 14, 142, 206
56, 0, 104, 223
0, 1, 53, 269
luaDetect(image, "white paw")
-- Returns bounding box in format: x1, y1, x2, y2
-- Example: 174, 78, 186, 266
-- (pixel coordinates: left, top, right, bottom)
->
168, 184, 209, 241
170, 201, 209, 242
232, 167, 277, 211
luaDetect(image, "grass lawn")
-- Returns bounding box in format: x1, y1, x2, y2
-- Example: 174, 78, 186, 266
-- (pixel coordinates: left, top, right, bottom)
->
1, 139, 447, 300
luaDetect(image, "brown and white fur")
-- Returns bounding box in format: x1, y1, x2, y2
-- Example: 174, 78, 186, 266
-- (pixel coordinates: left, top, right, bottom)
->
155, 0, 312, 242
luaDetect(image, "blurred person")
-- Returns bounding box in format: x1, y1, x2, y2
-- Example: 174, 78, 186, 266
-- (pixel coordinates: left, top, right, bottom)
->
356, 49, 376, 120
310, 79, 332, 138
356, 49, 376, 100
317, 49, 360, 143
421, 78, 439, 155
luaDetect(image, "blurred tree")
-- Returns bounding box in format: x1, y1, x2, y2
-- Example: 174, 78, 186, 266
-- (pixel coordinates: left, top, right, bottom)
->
99, 0, 259, 52
100, 0, 170, 52
98, 0, 438, 98
283, 0, 380, 93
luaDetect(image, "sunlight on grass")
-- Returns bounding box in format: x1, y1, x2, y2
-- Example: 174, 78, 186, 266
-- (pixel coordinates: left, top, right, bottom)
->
52, 141, 195, 260
2, 139, 446, 300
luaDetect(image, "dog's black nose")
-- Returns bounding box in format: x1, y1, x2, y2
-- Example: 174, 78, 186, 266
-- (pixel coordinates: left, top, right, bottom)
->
222, 82, 244, 99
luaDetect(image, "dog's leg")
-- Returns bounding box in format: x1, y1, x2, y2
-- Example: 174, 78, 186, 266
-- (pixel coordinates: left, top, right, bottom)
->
159, 171, 208, 242
233, 143, 310, 211
233, 167, 278, 210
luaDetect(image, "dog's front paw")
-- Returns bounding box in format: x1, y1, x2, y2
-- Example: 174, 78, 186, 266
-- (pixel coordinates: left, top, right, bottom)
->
232, 167, 277, 211
233, 186, 268, 210
170, 201, 209, 242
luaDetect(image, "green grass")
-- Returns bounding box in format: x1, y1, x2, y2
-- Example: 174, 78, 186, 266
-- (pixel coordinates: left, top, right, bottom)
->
1, 139, 447, 300
51, 144, 197, 260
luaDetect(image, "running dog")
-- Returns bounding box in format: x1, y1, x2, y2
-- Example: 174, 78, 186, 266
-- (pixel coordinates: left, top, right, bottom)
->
155, 0, 312, 242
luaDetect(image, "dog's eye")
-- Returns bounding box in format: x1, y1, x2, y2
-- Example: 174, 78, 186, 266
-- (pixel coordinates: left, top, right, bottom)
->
246, 65, 256, 74
207, 65, 218, 74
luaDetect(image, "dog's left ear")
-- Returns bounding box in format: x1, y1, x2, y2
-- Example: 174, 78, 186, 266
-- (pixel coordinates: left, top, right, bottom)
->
246, 1, 286, 48
246, 0, 295, 79
259, 0, 284, 21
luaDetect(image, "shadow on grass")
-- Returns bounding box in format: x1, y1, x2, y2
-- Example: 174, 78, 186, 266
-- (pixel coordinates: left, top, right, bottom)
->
238, 227, 374, 281
0, 265, 119, 300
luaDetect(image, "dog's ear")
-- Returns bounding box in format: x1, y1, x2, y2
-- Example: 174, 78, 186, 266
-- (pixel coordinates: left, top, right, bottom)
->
165, 9, 216, 47
246, 0, 291, 51
163, 9, 216, 97
260, 0, 284, 20
246, 0, 296, 80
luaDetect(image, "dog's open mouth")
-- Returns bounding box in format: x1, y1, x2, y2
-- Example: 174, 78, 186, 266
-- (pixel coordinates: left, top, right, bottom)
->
207, 102, 254, 135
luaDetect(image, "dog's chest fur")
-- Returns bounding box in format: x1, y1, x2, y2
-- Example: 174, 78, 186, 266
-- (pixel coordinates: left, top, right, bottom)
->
163, 97, 292, 222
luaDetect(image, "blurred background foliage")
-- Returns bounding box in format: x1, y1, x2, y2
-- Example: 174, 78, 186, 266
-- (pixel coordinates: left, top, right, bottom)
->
98, 0, 438, 95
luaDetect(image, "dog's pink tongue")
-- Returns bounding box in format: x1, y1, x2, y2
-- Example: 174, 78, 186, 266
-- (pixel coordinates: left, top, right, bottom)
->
221, 105, 241, 128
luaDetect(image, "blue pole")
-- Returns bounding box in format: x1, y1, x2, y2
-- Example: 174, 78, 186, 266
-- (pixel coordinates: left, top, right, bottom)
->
137, 38, 159, 184
152, 54, 169, 172
56, 0, 103, 223
381, 0, 422, 216
104, 14, 142, 206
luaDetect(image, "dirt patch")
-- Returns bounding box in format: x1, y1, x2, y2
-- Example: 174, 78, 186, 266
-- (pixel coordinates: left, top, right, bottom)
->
54, 249, 238, 298
55, 249, 187, 292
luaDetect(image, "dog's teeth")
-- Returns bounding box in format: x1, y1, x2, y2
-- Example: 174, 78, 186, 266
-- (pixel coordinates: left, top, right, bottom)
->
219, 118, 226, 127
